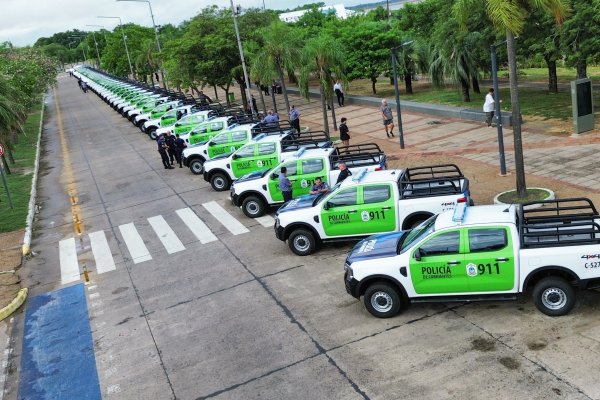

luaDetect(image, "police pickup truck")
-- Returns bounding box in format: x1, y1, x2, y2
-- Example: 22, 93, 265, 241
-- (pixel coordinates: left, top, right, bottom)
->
344, 198, 600, 318
274, 164, 471, 256
203, 130, 331, 192
183, 122, 294, 175
231, 143, 387, 218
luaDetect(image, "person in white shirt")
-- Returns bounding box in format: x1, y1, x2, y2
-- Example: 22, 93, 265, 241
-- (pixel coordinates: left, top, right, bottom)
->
334, 80, 344, 107
483, 88, 496, 127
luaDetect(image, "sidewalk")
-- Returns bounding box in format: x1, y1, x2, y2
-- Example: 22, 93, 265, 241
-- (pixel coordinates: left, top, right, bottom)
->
240, 84, 600, 206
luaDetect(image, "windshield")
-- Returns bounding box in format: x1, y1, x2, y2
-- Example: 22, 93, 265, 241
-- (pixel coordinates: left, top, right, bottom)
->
313, 182, 343, 206
398, 215, 438, 254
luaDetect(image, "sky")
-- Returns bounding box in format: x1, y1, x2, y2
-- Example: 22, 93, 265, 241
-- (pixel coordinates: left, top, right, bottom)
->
0, 0, 373, 47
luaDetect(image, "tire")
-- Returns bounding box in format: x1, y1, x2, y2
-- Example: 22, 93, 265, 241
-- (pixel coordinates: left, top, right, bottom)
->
405, 216, 427, 230
363, 283, 402, 318
210, 172, 230, 191
189, 159, 205, 175
288, 229, 316, 256
532, 277, 575, 317
138, 121, 147, 131
242, 196, 265, 218
148, 127, 158, 140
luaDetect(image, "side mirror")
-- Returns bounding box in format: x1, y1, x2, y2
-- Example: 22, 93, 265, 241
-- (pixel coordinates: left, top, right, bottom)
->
323, 202, 331, 210
232, 154, 239, 160
414, 248, 424, 261
208, 141, 216, 147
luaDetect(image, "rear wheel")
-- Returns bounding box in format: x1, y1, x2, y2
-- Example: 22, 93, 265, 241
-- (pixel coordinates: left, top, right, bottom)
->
242, 196, 265, 218
210, 172, 230, 191
288, 229, 316, 256
533, 277, 575, 316
189, 159, 205, 175
363, 283, 402, 318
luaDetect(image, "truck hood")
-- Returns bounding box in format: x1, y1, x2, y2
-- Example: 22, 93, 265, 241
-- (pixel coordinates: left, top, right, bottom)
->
346, 231, 409, 263
276, 194, 319, 215
236, 169, 270, 183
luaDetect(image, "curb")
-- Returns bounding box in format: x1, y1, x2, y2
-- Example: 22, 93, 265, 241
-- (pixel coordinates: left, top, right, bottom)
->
493, 187, 556, 210
22, 96, 46, 256
0, 288, 28, 322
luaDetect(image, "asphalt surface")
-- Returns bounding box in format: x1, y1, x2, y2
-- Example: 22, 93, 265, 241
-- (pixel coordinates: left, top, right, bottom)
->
3, 74, 600, 399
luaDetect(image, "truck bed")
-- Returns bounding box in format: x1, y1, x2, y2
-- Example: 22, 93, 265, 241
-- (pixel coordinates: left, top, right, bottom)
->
398, 164, 468, 198
281, 130, 331, 152
330, 143, 386, 170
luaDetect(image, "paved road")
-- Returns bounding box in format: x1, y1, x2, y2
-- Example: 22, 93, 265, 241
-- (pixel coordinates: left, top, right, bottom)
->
4, 74, 600, 399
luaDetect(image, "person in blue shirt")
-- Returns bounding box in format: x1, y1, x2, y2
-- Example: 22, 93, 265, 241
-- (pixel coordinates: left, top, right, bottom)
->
279, 166, 292, 202
289, 105, 300, 133
310, 177, 330, 194
262, 109, 279, 125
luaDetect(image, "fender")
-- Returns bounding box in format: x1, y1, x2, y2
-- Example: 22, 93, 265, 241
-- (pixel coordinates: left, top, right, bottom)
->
283, 222, 320, 242
401, 211, 434, 230
238, 191, 267, 208
521, 265, 580, 291
357, 275, 408, 299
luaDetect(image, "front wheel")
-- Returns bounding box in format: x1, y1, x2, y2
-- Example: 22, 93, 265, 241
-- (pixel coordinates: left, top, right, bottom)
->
148, 127, 158, 140
288, 229, 317, 256
242, 196, 265, 218
532, 277, 575, 317
189, 159, 205, 175
210, 172, 230, 191
363, 283, 402, 318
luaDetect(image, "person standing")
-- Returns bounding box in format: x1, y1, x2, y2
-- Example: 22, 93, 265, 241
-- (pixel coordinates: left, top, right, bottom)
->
289, 105, 300, 133
279, 166, 293, 202
334, 80, 344, 107
174, 133, 187, 168
380, 99, 394, 138
157, 135, 173, 169
483, 88, 496, 127
339, 117, 350, 147
251, 95, 258, 115
165, 131, 176, 165
336, 162, 352, 184
262, 109, 279, 125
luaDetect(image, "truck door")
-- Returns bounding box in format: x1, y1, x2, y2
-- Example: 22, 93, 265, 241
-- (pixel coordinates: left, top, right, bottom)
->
358, 184, 396, 234
268, 159, 301, 202
233, 142, 278, 179
296, 158, 326, 197
175, 114, 205, 135
464, 227, 515, 292
216, 130, 249, 158
409, 229, 468, 294
206, 132, 232, 158
321, 187, 362, 236
230, 144, 257, 177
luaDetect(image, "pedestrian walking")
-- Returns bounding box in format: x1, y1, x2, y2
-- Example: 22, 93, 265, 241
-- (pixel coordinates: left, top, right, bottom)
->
289, 105, 300, 133
483, 88, 496, 127
81, 81, 88, 93
339, 117, 350, 147
165, 131, 176, 165
334, 80, 344, 107
157, 134, 173, 169
174, 133, 187, 168
380, 99, 394, 138
336, 162, 352, 184
279, 166, 293, 202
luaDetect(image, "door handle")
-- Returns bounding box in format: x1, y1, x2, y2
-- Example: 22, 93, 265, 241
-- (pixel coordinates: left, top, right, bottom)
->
447, 260, 461, 265
382, 207, 391, 210
496, 257, 509, 262
348, 210, 357, 214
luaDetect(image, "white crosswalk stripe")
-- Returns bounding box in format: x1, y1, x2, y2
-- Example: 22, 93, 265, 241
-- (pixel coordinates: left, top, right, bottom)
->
255, 215, 275, 228
176, 207, 218, 244
119, 223, 152, 263
203, 201, 250, 235
59, 238, 80, 284
89, 230, 116, 274
148, 215, 185, 254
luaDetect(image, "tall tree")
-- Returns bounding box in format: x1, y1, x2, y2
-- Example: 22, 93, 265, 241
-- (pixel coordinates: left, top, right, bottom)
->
560, 0, 600, 79
454, 0, 569, 197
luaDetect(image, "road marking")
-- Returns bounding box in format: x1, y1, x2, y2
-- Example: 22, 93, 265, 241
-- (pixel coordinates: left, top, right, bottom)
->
118, 223, 152, 263
148, 215, 185, 254
203, 201, 250, 235
175, 208, 217, 244
256, 215, 275, 227
89, 230, 116, 274
59, 238, 80, 284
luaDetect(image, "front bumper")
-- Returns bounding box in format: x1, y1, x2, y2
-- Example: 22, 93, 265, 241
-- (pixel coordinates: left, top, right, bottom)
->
183, 156, 189, 167
274, 221, 285, 241
344, 274, 360, 298
202, 171, 210, 182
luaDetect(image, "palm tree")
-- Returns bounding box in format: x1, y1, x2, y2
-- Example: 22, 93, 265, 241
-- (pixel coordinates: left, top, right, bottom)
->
298, 35, 347, 134
454, 0, 569, 197
0, 77, 25, 174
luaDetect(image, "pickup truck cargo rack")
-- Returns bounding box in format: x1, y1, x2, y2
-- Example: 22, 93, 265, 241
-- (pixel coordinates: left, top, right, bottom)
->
399, 164, 468, 198
280, 130, 332, 152
330, 143, 386, 169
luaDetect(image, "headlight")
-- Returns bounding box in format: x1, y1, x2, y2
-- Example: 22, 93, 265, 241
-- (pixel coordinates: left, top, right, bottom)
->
344, 263, 353, 281
274, 217, 280, 229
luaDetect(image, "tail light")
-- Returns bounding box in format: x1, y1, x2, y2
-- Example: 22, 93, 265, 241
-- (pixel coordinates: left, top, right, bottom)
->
457, 197, 467, 203
375, 167, 382, 171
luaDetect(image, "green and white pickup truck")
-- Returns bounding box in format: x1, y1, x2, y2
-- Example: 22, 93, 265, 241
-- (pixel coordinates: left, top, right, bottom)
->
203, 130, 331, 192
274, 164, 471, 256
230, 143, 387, 218
136, 100, 182, 132
154, 109, 219, 138
344, 198, 600, 318
143, 104, 202, 139
182, 122, 295, 175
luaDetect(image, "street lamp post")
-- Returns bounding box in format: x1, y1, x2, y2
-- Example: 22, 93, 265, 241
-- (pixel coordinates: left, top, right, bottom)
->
86, 24, 108, 43
491, 40, 508, 176
69, 36, 87, 63
390, 40, 413, 149
230, 2, 256, 118
116, 0, 167, 88
87, 31, 101, 69
97, 16, 134, 79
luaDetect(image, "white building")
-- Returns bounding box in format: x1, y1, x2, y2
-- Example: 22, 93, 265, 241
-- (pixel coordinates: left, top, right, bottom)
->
279, 4, 355, 23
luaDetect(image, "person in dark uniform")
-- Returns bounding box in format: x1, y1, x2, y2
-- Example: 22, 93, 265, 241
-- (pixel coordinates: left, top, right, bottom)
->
157, 135, 173, 169
165, 131, 176, 165
174, 133, 187, 168
336, 162, 352, 184
339, 117, 350, 147
279, 166, 293, 202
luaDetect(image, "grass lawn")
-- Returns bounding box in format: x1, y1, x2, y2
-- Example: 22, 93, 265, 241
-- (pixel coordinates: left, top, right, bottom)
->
0, 102, 43, 233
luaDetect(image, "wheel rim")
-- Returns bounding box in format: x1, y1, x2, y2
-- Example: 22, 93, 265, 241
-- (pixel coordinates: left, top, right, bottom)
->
541, 287, 567, 310
149, 130, 157, 140
293, 235, 310, 252
213, 177, 225, 189
245, 201, 260, 216
371, 291, 393, 313
191, 161, 203, 174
